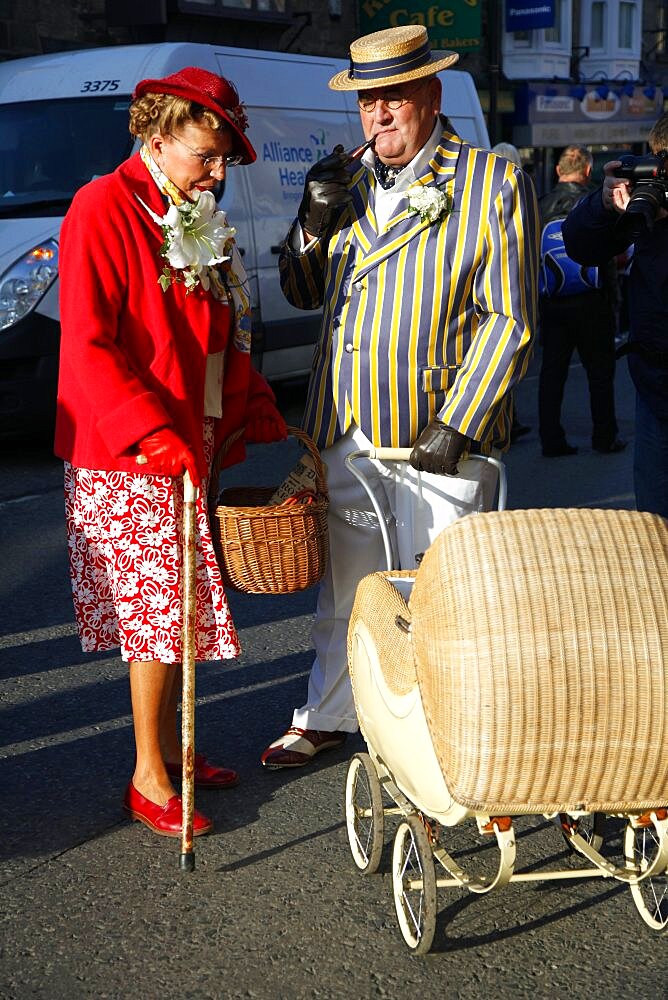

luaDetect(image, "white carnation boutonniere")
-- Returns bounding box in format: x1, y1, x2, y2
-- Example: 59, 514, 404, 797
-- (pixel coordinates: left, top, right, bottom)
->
137, 190, 236, 294
407, 186, 452, 225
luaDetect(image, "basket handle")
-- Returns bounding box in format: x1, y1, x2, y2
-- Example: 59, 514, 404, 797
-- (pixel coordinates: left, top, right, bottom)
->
208, 427, 245, 506
285, 426, 328, 498
207, 425, 328, 507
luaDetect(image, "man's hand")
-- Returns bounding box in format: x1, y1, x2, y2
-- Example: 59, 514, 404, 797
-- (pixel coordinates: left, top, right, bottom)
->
137, 428, 201, 486
298, 144, 353, 240
601, 161, 631, 213
409, 419, 469, 476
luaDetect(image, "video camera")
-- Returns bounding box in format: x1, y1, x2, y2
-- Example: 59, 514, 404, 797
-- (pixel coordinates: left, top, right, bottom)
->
613, 151, 668, 237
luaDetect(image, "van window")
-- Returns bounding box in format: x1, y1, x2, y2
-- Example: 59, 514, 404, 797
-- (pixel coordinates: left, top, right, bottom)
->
0, 96, 133, 216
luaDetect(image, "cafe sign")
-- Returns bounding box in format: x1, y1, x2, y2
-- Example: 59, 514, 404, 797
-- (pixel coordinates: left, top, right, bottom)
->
358, 0, 481, 52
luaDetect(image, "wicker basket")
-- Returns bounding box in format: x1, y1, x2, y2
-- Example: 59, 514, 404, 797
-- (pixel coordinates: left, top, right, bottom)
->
208, 426, 329, 594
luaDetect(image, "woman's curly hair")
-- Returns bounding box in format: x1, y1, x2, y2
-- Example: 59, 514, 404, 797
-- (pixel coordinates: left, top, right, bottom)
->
129, 93, 225, 140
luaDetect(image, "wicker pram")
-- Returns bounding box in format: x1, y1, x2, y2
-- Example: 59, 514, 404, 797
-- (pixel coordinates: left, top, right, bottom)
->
345, 506, 668, 952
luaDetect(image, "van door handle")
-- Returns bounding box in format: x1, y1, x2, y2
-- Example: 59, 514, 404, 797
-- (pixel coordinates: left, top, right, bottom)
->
238, 247, 245, 256
270, 245, 282, 254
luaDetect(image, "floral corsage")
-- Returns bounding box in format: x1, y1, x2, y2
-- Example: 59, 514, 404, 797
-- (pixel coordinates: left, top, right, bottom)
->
137, 190, 236, 294
407, 186, 452, 224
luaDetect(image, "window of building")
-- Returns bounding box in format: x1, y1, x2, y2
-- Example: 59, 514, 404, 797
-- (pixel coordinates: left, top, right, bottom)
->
503, 0, 572, 78
545, 0, 564, 44
578, 0, 640, 77
658, 7, 666, 54
591, 1, 605, 48
618, 1, 635, 49
657, 5, 668, 56
512, 29, 531, 47
179, 0, 288, 14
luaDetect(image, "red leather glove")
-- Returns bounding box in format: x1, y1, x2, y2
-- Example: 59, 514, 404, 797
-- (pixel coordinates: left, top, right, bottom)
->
137, 428, 201, 486
244, 404, 288, 444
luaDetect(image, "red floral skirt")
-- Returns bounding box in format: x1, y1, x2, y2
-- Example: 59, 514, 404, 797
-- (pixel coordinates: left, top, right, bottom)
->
63, 421, 239, 663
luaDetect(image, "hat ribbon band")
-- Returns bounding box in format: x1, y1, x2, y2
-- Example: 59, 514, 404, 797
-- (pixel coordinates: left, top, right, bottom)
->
348, 41, 432, 82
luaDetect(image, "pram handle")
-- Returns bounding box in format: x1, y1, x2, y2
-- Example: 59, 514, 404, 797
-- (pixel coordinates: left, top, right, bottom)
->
364, 447, 413, 461
344, 450, 507, 571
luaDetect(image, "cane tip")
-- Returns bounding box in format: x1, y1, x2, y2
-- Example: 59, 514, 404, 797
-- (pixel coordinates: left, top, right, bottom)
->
179, 852, 196, 872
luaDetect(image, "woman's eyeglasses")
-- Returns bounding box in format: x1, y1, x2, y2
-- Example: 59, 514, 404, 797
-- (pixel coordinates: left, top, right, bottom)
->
357, 81, 427, 113
167, 133, 243, 168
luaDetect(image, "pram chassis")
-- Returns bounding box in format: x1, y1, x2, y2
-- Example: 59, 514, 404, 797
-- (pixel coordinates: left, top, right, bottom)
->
346, 748, 668, 953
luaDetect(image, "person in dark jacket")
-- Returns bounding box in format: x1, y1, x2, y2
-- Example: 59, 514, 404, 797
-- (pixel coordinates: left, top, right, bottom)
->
563, 116, 668, 517
538, 144, 625, 456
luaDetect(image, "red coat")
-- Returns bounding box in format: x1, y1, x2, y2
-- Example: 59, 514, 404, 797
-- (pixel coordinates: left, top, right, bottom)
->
55, 151, 274, 477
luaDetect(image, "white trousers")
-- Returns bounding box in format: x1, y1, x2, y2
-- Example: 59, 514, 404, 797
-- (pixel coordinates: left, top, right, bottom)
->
292, 424, 499, 733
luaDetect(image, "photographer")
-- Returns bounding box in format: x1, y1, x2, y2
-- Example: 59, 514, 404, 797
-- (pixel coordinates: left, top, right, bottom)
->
562, 113, 668, 518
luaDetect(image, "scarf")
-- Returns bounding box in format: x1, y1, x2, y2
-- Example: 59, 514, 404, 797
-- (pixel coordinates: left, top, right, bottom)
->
374, 156, 406, 190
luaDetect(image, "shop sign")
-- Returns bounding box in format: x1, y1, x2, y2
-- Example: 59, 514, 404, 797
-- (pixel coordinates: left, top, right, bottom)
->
513, 81, 663, 146
358, 0, 481, 52
505, 0, 555, 32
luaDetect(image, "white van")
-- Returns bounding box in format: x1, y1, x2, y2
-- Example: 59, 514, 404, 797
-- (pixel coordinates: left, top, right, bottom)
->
0, 42, 489, 434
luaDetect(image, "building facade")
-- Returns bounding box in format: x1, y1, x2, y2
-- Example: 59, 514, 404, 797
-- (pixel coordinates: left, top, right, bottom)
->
0, 0, 357, 61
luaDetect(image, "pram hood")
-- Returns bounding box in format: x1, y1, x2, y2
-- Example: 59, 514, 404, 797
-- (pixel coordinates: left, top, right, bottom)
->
406, 507, 668, 815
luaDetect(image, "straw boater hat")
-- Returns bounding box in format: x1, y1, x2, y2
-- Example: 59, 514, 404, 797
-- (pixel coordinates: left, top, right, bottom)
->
133, 66, 256, 164
328, 25, 459, 92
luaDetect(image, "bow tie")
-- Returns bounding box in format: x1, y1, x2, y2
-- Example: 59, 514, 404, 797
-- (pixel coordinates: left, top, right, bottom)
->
374, 157, 405, 190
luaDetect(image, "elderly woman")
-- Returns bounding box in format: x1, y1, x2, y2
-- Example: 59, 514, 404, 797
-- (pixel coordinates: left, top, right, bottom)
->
55, 67, 286, 837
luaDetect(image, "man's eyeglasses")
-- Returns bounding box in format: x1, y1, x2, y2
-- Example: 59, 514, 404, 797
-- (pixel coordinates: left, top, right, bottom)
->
167, 133, 243, 168
357, 81, 427, 113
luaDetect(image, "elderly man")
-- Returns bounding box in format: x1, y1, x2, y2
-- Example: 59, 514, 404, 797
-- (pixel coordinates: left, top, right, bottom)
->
262, 25, 539, 768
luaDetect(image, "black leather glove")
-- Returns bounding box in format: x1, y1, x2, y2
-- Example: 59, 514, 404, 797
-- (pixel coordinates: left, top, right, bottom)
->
298, 144, 353, 238
409, 419, 469, 476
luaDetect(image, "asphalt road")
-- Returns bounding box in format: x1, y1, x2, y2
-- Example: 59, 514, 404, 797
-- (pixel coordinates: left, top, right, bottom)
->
1, 352, 666, 999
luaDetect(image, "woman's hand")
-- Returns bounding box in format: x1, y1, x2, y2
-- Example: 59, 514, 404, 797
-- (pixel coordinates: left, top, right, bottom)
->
137, 428, 201, 486
244, 405, 288, 444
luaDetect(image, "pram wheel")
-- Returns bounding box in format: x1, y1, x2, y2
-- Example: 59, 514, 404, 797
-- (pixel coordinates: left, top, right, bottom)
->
624, 821, 668, 933
559, 813, 606, 854
392, 815, 437, 954
344, 753, 384, 874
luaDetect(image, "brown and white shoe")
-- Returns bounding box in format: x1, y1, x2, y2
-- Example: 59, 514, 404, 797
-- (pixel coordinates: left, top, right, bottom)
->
260, 727, 347, 769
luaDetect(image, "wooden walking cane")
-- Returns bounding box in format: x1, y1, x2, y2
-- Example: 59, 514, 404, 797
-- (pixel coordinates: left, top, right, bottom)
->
179, 470, 198, 872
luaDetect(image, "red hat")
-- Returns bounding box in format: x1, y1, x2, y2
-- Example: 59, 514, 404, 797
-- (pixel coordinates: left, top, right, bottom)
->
133, 66, 256, 164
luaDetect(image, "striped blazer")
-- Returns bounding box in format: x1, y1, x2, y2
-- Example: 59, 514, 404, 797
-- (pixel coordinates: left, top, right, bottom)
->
279, 121, 539, 453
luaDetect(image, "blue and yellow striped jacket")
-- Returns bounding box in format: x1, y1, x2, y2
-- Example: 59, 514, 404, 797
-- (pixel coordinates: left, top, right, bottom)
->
279, 123, 539, 453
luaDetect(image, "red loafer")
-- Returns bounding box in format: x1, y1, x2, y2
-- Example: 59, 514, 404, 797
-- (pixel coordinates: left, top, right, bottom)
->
165, 753, 239, 789
123, 782, 213, 837
261, 727, 347, 769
